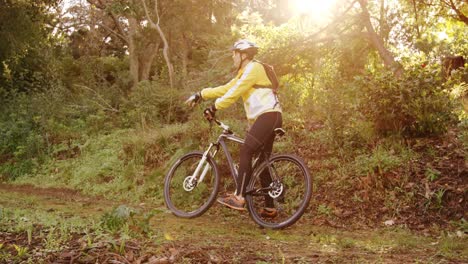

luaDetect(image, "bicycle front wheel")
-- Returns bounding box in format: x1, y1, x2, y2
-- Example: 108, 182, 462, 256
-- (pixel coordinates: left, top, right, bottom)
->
164, 151, 220, 218
246, 154, 312, 229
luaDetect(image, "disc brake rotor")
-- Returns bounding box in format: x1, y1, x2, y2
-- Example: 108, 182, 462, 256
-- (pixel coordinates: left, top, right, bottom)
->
183, 176, 197, 191
268, 181, 283, 198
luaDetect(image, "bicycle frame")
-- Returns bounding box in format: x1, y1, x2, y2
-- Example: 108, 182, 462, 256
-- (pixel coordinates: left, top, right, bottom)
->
195, 125, 244, 188
192, 119, 276, 196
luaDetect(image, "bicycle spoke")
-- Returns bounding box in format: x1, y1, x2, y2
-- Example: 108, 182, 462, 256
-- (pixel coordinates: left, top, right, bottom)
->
164, 152, 219, 218
246, 155, 312, 229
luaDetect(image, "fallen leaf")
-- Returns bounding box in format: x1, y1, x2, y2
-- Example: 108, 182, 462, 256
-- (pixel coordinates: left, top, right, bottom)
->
164, 233, 174, 241
147, 256, 170, 264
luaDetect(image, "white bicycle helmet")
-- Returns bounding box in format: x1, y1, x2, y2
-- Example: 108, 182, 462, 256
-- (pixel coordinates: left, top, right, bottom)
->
231, 39, 259, 56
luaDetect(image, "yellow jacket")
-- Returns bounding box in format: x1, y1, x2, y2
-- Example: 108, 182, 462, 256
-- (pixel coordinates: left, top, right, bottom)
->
201, 61, 281, 122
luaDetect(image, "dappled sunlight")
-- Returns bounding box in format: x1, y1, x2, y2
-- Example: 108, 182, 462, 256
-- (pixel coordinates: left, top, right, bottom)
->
289, 0, 336, 16
289, 0, 337, 24
1, 0, 467, 262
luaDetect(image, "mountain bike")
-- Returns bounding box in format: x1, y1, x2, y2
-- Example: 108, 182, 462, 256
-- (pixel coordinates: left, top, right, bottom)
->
163, 119, 312, 229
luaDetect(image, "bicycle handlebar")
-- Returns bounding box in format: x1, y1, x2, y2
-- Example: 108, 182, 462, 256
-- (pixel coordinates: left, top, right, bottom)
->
212, 118, 233, 134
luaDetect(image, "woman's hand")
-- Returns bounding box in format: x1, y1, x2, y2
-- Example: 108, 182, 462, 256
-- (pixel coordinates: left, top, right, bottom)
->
203, 105, 217, 121
184, 92, 202, 107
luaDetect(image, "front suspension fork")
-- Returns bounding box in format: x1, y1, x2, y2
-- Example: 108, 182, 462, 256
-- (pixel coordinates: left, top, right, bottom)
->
192, 143, 218, 184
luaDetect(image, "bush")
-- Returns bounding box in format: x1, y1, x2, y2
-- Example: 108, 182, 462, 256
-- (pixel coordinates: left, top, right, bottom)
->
122, 81, 189, 128
353, 143, 412, 177
0, 93, 46, 179
283, 72, 376, 150
100, 205, 135, 233
357, 66, 457, 137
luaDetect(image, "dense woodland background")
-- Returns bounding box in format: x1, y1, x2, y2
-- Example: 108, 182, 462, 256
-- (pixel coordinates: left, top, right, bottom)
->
0, 0, 467, 262
0, 0, 467, 229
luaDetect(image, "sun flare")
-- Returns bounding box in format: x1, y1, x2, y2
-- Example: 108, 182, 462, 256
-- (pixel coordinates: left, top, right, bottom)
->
289, 0, 336, 22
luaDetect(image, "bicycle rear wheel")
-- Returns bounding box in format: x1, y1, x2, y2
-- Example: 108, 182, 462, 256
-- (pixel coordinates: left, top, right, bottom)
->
246, 154, 312, 229
164, 151, 219, 218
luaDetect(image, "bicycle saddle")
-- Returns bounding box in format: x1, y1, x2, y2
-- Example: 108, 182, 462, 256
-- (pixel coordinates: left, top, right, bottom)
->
274, 128, 286, 137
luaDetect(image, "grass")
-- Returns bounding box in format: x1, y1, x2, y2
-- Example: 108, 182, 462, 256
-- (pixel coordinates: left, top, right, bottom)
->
0, 109, 466, 262
353, 143, 414, 177
437, 232, 468, 258
10, 123, 200, 203
0, 187, 467, 263
0, 112, 430, 230
9, 119, 241, 205
317, 204, 333, 217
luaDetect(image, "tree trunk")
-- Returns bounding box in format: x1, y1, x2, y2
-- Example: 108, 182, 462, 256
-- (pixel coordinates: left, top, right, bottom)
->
412, 0, 421, 38
444, 0, 468, 25
157, 23, 175, 88
181, 33, 192, 83
139, 42, 161, 81
358, 0, 403, 77
142, 0, 175, 89
128, 17, 140, 88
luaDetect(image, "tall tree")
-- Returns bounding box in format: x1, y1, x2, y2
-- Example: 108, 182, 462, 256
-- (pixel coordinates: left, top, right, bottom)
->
141, 0, 174, 88
440, 0, 468, 25
79, 0, 234, 89
357, 0, 403, 76
85, 0, 162, 88
0, 0, 59, 93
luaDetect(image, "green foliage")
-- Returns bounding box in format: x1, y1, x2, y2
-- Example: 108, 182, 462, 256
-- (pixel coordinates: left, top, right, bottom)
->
122, 81, 189, 127
13, 244, 28, 259
425, 168, 441, 182
62, 56, 131, 93
434, 188, 446, 209
317, 204, 333, 217
450, 219, 468, 233
318, 79, 372, 148
0, 93, 46, 179
447, 67, 468, 122
398, 1, 468, 56
354, 144, 411, 176
337, 237, 356, 249
0, 94, 41, 157
0, 0, 60, 93
61, 56, 131, 128
100, 205, 135, 233
0, 1, 465, 235
357, 66, 457, 137
437, 232, 467, 258
12, 121, 204, 202
100, 205, 158, 237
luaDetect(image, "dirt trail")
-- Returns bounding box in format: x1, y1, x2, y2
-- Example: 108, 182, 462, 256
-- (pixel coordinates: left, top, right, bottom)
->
0, 184, 89, 202
0, 183, 466, 263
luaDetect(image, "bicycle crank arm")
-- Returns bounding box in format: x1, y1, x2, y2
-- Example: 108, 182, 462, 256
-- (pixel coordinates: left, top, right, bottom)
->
245, 187, 273, 196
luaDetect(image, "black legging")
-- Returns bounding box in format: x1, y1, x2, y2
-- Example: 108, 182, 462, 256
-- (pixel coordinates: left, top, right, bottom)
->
237, 111, 282, 207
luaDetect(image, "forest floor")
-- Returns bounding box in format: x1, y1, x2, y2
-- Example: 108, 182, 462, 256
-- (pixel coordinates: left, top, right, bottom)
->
0, 184, 466, 263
